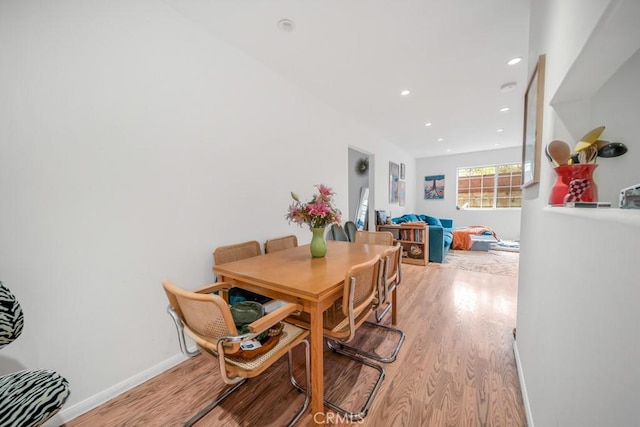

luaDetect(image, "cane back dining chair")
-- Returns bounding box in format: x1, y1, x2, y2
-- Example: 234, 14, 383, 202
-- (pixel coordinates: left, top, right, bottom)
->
286, 255, 385, 421
264, 235, 298, 254
167, 240, 271, 358
163, 280, 310, 427
328, 242, 405, 363
213, 240, 271, 305
354, 230, 394, 246
214, 240, 261, 281
377, 242, 403, 324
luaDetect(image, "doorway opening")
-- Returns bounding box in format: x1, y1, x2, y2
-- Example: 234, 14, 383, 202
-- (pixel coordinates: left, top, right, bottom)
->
348, 147, 374, 230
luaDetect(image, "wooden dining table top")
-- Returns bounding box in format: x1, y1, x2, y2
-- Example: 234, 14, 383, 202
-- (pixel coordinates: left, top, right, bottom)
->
212, 240, 390, 302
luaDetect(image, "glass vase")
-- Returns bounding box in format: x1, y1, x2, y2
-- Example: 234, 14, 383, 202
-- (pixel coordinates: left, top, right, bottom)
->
310, 227, 327, 258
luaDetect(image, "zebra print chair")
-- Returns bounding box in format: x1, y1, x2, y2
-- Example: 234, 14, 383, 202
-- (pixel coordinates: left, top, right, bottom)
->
0, 281, 70, 426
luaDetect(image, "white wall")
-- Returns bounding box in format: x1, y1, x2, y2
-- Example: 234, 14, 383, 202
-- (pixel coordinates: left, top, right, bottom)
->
0, 0, 413, 422
590, 49, 640, 202
415, 147, 522, 240
517, 1, 640, 426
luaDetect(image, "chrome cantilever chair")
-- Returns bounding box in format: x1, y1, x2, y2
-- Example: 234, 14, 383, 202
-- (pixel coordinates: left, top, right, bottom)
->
287, 256, 385, 421
264, 234, 298, 253
0, 281, 71, 427
163, 280, 310, 427
168, 240, 271, 358
329, 243, 405, 363
344, 221, 357, 242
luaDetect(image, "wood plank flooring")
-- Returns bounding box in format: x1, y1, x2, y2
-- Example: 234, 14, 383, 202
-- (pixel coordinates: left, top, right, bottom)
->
64, 258, 525, 426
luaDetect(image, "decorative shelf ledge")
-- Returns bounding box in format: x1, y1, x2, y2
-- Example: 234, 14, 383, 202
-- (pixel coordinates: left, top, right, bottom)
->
544, 205, 640, 227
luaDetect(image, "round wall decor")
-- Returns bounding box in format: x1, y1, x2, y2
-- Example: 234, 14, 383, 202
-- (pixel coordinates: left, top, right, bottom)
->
356, 158, 369, 176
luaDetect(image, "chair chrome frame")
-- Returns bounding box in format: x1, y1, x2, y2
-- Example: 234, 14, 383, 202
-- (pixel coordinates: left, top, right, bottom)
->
185, 336, 310, 427
327, 250, 405, 363
167, 305, 200, 358
323, 275, 385, 419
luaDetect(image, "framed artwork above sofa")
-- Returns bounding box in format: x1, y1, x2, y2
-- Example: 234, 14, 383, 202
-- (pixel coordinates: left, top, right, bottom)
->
424, 175, 445, 199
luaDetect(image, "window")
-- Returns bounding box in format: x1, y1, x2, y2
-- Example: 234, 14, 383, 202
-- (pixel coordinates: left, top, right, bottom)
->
457, 163, 522, 209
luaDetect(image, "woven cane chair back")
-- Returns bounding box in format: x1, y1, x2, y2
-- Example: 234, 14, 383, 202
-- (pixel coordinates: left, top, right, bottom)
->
264, 235, 298, 254
381, 243, 402, 302
342, 256, 380, 319
354, 231, 394, 246
163, 280, 240, 354
214, 240, 261, 265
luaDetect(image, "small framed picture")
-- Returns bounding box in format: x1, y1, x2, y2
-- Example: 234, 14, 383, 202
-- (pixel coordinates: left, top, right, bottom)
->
389, 162, 399, 203
400, 163, 405, 180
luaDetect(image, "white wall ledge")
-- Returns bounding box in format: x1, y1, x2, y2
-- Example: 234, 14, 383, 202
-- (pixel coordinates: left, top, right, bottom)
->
544, 205, 640, 227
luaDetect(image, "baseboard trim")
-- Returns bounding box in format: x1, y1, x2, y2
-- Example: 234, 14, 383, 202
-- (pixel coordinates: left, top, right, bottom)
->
44, 352, 190, 426
513, 340, 534, 427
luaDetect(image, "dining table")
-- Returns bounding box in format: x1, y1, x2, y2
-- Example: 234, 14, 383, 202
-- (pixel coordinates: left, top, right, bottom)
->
212, 239, 393, 426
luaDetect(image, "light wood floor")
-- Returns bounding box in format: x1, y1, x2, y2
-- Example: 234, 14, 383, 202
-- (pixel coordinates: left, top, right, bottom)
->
65, 260, 525, 426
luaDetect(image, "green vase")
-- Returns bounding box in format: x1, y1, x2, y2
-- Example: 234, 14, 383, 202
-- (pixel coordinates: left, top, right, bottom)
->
310, 227, 327, 258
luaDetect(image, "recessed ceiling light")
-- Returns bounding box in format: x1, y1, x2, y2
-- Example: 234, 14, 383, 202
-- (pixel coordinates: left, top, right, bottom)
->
494, 143, 501, 146
499, 107, 510, 112
425, 122, 432, 127
277, 19, 296, 32
437, 138, 444, 142
500, 82, 517, 92
497, 128, 504, 132
400, 90, 411, 96
507, 57, 522, 65
446, 149, 452, 152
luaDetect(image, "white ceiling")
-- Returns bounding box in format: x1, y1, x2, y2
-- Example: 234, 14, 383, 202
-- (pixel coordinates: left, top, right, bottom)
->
166, 0, 530, 159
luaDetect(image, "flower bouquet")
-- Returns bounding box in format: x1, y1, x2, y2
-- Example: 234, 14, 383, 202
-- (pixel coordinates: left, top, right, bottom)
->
286, 184, 341, 257
286, 184, 341, 229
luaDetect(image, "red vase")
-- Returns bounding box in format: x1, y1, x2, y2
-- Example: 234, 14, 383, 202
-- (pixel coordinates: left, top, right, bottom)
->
550, 169, 569, 205
549, 164, 598, 205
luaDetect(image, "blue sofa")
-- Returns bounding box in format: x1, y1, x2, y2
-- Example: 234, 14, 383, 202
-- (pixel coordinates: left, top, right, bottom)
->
391, 214, 453, 263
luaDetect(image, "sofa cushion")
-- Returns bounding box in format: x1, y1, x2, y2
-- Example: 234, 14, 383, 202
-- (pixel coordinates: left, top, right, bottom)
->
443, 228, 453, 248
392, 214, 420, 224
420, 215, 442, 227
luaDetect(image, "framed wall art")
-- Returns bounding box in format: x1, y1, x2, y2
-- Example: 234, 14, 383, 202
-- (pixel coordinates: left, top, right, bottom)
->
389, 162, 399, 203
424, 174, 445, 199
398, 181, 406, 206
522, 54, 546, 188
400, 163, 406, 180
